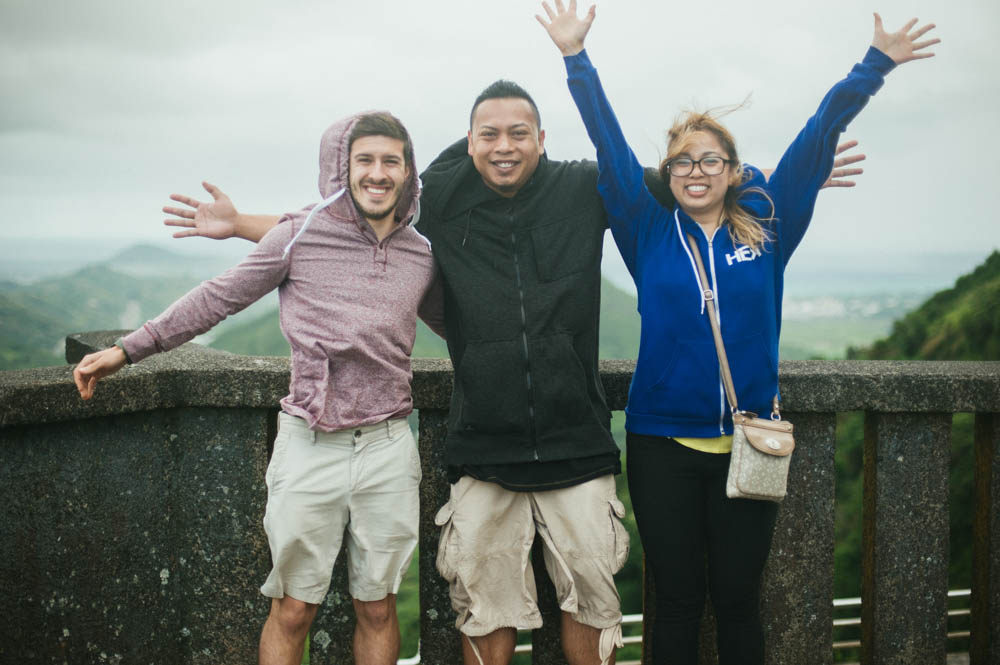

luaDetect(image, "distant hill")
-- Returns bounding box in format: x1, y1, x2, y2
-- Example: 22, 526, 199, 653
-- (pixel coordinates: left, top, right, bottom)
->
10, 240, 987, 372
0, 253, 277, 370
209, 277, 642, 360
103, 243, 244, 278
849, 250, 1000, 361
0, 264, 208, 369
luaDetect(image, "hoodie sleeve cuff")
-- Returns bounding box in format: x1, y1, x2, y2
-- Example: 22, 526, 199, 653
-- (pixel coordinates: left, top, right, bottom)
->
121, 325, 160, 364
563, 48, 594, 76
864, 45, 897, 76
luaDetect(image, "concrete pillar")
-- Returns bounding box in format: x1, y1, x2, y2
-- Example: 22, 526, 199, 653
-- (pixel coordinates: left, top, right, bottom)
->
861, 412, 951, 665
762, 412, 838, 665
417, 409, 462, 665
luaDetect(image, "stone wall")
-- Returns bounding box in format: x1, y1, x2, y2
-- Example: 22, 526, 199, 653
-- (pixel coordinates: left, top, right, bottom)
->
0, 331, 998, 664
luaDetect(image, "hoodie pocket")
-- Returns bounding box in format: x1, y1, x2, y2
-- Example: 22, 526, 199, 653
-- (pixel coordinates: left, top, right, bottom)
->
644, 338, 721, 424
529, 334, 595, 431
455, 339, 530, 435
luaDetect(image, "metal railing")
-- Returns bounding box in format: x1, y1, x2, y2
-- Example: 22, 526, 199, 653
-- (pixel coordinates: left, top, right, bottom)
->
832, 589, 972, 651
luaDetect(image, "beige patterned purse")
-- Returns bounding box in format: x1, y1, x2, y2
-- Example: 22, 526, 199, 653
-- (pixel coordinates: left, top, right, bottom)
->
686, 233, 794, 502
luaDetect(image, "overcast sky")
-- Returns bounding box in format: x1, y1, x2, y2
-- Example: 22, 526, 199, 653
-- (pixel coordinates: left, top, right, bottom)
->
1, 0, 997, 271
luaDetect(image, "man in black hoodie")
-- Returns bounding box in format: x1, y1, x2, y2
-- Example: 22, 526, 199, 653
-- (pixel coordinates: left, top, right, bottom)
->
417, 81, 628, 665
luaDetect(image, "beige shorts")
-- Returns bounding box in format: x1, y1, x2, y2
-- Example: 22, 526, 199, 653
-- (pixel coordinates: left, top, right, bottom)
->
260, 412, 420, 604
434, 474, 629, 636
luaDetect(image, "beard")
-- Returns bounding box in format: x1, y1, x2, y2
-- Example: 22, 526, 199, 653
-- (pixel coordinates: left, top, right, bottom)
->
353, 199, 396, 221
349, 183, 403, 223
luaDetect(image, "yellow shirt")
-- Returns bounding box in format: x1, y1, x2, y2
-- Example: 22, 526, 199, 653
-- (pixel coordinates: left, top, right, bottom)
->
674, 435, 733, 454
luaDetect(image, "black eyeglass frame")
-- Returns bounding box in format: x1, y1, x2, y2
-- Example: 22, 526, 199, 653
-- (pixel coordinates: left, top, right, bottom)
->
665, 156, 734, 177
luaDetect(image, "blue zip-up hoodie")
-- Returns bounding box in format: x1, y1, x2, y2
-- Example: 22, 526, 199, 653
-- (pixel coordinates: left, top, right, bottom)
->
565, 47, 895, 438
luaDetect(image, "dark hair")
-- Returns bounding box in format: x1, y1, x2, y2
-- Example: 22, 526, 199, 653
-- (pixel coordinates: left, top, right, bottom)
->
469, 80, 541, 130
348, 112, 413, 167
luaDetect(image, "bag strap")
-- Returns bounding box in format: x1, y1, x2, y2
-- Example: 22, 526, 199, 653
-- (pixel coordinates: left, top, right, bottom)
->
685, 232, 740, 413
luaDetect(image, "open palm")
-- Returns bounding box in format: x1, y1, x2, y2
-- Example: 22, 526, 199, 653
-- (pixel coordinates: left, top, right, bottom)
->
162, 181, 239, 239
536, 0, 595, 56
872, 13, 939, 64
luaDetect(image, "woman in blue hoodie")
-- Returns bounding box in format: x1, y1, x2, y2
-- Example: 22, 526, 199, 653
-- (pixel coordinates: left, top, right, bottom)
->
538, 2, 938, 663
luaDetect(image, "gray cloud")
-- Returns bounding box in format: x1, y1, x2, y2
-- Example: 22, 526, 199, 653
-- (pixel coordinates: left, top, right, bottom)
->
0, 0, 997, 268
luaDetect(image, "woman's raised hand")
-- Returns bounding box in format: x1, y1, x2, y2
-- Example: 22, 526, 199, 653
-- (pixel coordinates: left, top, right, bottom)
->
872, 13, 939, 65
536, 0, 595, 57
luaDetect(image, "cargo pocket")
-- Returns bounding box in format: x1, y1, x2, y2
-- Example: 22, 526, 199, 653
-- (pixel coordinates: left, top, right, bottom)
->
608, 498, 630, 573
434, 501, 457, 581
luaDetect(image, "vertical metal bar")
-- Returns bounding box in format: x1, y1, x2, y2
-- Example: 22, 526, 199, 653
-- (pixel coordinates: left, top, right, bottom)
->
971, 413, 1000, 664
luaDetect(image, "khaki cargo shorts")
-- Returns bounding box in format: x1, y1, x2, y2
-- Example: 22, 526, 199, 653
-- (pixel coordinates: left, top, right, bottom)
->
434, 473, 629, 636
260, 412, 420, 604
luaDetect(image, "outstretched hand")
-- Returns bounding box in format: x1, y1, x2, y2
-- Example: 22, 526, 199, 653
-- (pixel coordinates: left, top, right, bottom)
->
163, 181, 239, 240
872, 13, 939, 65
536, 0, 595, 57
822, 140, 866, 189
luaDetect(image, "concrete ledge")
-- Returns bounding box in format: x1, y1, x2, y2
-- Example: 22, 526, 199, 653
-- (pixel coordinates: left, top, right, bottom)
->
2, 331, 998, 428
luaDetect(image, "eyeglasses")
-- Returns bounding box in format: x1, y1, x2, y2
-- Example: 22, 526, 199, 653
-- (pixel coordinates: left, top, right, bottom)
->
665, 156, 732, 177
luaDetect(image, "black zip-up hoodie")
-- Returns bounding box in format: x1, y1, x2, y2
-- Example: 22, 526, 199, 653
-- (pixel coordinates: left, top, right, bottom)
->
417, 139, 617, 469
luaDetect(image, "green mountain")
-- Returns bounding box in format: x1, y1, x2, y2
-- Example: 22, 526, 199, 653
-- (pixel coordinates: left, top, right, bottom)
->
849, 250, 1000, 361
209, 278, 641, 360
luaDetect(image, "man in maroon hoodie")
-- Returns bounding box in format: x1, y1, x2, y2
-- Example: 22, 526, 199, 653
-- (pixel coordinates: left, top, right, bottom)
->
73, 112, 443, 665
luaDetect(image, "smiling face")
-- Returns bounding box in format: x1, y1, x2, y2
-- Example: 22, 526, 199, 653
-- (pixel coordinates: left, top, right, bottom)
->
667, 131, 734, 228
348, 135, 410, 223
467, 97, 546, 198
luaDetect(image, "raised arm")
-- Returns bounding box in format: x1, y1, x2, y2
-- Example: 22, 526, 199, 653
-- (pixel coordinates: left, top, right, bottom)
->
767, 13, 938, 262
537, 1, 662, 277
163, 181, 281, 243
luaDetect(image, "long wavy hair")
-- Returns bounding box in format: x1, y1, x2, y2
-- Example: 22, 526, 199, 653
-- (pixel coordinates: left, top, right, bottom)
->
659, 108, 775, 252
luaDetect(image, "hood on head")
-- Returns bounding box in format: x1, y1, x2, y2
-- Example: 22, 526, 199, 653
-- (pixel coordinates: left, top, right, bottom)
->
317, 111, 421, 226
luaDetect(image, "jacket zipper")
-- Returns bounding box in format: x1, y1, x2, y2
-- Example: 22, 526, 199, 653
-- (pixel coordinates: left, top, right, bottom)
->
509, 219, 539, 460
702, 230, 727, 436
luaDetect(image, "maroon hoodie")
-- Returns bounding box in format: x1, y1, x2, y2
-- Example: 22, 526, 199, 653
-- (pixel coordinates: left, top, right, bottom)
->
123, 112, 442, 431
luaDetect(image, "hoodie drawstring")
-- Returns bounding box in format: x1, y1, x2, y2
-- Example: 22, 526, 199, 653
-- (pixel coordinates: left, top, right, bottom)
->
282, 188, 347, 257
675, 210, 706, 314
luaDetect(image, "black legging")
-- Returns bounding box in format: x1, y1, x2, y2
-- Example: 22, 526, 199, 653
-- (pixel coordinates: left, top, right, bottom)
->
626, 432, 779, 665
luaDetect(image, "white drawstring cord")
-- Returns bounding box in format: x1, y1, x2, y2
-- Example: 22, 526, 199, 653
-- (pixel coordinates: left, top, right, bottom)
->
282, 187, 346, 257
675, 210, 706, 314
